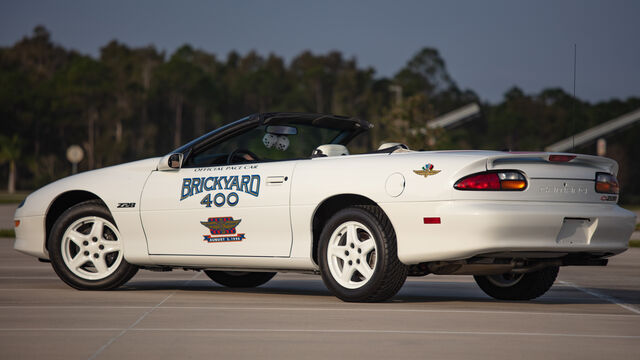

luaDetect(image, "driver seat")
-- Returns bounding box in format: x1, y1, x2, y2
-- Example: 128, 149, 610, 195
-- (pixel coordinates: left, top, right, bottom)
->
311, 144, 349, 157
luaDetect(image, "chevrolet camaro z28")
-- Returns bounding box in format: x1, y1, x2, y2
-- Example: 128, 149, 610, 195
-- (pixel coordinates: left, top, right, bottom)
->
13, 113, 637, 302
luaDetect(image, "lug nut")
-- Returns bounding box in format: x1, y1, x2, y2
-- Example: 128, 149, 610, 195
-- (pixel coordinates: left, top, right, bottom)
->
93, 253, 99, 258
348, 260, 353, 265
83, 241, 89, 246
92, 237, 98, 242
358, 249, 362, 254
356, 259, 360, 264
345, 251, 349, 256
99, 245, 104, 250
350, 243, 355, 248
84, 251, 89, 256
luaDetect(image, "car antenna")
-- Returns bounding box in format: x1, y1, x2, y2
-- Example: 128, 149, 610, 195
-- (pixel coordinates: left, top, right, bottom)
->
571, 43, 577, 153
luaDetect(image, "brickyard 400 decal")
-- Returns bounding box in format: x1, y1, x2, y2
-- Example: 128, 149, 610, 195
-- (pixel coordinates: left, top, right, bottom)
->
200, 217, 245, 243
180, 174, 260, 207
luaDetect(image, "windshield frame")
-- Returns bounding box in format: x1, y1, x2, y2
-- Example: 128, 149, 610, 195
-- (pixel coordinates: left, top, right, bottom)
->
169, 113, 371, 166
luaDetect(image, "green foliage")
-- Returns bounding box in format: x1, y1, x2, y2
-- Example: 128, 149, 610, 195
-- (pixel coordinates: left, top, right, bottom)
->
0, 192, 27, 204
0, 229, 15, 238
0, 135, 21, 193
1, 26, 640, 202
0, 135, 21, 162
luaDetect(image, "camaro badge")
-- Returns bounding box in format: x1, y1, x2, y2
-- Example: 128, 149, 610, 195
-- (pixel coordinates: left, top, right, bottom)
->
200, 217, 246, 243
413, 163, 441, 178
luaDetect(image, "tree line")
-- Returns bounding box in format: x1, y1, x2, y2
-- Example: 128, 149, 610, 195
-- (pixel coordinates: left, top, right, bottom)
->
1, 26, 639, 202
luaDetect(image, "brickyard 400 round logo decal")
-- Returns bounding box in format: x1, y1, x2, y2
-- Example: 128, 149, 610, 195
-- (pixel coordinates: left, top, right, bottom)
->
201, 217, 245, 243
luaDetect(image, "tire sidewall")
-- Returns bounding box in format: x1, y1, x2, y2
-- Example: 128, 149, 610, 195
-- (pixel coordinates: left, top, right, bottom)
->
474, 266, 559, 300
318, 207, 390, 301
49, 201, 136, 290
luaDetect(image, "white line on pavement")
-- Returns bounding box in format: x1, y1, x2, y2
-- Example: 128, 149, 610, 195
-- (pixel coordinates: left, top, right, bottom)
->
0, 327, 638, 339
559, 280, 640, 315
0, 305, 637, 318
87, 271, 201, 360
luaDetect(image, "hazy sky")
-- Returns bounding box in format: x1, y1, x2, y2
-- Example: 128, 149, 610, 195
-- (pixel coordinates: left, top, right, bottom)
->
1, 0, 638, 103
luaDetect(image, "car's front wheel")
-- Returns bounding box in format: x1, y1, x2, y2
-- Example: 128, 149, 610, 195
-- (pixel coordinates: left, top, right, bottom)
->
318, 206, 407, 302
473, 266, 559, 300
49, 200, 138, 290
204, 271, 276, 288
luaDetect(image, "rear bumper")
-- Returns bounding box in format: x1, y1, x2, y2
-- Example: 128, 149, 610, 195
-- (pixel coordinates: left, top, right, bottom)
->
382, 201, 636, 264
13, 215, 48, 259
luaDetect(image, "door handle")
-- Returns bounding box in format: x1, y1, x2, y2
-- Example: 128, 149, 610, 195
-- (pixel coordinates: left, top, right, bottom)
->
266, 176, 288, 185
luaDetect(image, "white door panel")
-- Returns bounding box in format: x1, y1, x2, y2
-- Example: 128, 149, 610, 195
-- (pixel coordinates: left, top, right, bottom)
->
140, 162, 294, 256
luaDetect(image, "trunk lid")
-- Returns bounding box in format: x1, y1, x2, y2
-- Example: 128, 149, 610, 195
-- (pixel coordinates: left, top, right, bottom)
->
460, 152, 619, 203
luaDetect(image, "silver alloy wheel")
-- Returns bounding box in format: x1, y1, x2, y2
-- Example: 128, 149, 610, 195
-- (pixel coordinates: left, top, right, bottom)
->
487, 272, 524, 287
60, 216, 123, 281
327, 221, 377, 289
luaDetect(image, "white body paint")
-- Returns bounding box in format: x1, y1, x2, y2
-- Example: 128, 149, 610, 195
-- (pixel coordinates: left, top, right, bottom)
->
13, 150, 637, 272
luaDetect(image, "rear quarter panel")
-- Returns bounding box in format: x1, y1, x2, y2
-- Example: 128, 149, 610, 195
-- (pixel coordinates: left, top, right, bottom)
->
289, 151, 497, 260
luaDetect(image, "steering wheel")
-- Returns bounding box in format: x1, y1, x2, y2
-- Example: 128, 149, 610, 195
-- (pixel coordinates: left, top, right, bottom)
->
227, 149, 261, 164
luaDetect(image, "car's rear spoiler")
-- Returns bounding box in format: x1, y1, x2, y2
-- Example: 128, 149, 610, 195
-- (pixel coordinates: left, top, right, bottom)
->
485, 152, 618, 175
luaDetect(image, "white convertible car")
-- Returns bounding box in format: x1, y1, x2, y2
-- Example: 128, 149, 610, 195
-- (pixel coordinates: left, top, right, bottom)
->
13, 113, 636, 302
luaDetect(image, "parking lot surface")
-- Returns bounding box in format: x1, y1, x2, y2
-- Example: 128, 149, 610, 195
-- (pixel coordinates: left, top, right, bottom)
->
0, 238, 638, 360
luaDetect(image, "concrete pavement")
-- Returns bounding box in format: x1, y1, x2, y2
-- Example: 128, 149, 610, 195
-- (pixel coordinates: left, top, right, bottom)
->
0, 238, 639, 360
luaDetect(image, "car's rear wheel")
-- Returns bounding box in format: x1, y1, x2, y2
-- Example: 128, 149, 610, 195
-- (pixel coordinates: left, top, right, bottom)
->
49, 200, 138, 290
473, 266, 559, 300
318, 206, 407, 302
204, 271, 276, 288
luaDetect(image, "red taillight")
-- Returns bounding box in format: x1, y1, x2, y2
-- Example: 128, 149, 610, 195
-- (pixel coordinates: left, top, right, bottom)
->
455, 173, 501, 190
595, 173, 619, 194
549, 154, 577, 162
454, 171, 527, 191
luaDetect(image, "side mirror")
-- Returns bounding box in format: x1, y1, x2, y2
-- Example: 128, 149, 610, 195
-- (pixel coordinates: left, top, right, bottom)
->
158, 153, 183, 171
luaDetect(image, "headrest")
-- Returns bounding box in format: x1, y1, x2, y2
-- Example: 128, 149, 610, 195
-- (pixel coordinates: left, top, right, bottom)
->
378, 142, 409, 151
312, 144, 350, 157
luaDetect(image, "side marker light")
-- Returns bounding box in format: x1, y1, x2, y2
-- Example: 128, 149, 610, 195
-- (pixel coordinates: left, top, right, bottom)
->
423, 217, 441, 224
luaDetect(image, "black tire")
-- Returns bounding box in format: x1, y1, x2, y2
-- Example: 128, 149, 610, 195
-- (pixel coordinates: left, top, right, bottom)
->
204, 271, 276, 288
473, 266, 559, 300
48, 200, 138, 290
318, 205, 407, 302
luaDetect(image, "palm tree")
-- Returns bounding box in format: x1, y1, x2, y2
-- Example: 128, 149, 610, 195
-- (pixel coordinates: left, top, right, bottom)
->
0, 135, 21, 194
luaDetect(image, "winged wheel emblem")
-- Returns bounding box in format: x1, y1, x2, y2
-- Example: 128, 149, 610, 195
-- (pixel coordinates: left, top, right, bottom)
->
413, 163, 441, 178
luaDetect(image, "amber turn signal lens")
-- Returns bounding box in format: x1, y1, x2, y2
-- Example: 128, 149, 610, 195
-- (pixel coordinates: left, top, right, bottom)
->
500, 180, 527, 190
595, 173, 619, 194
596, 182, 619, 194
14, 220, 20, 228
